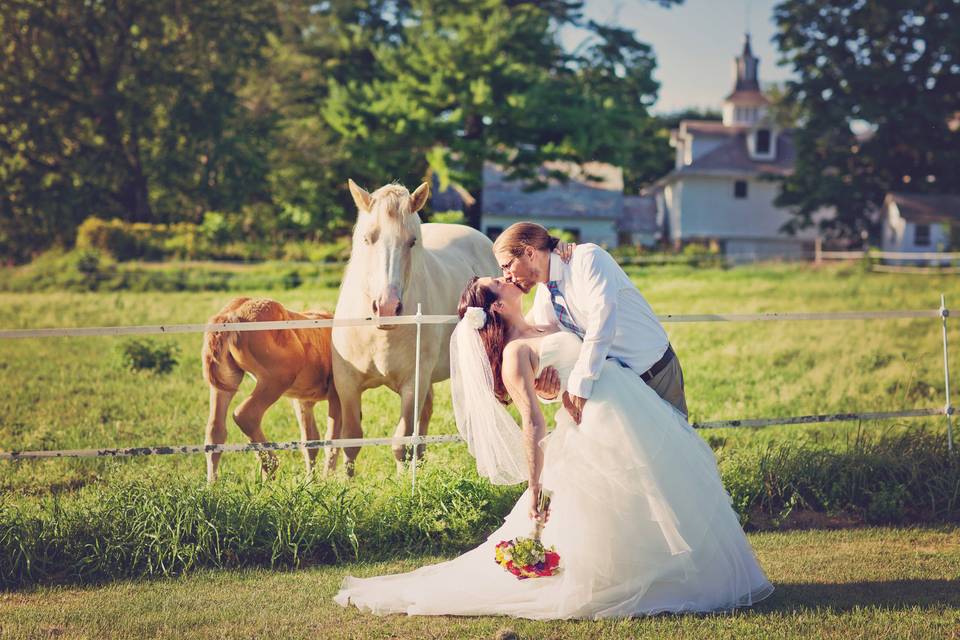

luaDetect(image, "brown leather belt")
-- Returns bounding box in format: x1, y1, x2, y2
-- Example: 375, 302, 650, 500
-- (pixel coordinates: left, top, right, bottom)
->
640, 344, 676, 383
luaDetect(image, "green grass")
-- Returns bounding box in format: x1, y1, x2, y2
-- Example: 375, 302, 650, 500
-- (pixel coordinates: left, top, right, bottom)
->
1, 526, 957, 639
1, 262, 957, 496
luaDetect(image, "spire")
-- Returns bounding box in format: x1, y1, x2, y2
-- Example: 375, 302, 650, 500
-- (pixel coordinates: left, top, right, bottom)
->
733, 33, 760, 93
723, 32, 769, 126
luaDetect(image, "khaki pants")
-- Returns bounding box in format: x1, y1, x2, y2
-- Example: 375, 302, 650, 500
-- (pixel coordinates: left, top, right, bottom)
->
643, 352, 688, 417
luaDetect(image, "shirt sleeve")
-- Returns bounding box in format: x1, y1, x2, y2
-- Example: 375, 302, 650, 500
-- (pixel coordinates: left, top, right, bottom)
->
567, 248, 621, 399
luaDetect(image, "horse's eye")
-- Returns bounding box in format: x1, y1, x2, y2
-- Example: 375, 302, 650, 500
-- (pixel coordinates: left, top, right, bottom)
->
364, 236, 373, 245
408, 238, 416, 248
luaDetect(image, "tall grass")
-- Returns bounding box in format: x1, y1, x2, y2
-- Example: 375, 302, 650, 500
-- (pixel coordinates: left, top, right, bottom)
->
1, 428, 956, 590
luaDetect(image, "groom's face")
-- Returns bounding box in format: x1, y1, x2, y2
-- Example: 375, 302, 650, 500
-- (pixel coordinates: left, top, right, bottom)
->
496, 245, 542, 293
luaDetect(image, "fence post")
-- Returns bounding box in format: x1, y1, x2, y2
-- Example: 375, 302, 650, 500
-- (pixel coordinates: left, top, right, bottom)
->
411, 303, 423, 490
941, 294, 954, 453
814, 237, 822, 264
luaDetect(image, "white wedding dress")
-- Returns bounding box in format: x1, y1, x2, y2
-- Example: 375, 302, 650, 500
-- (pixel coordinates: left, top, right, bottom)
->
334, 331, 774, 619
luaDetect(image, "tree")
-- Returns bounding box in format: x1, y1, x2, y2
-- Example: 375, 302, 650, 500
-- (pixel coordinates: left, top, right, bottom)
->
773, 0, 960, 241
0, 0, 276, 261
322, 0, 682, 227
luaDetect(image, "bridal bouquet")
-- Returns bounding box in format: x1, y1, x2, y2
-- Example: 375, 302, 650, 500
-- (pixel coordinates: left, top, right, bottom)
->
494, 490, 561, 579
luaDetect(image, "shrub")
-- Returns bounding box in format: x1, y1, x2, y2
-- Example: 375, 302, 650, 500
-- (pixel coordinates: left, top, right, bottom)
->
116, 338, 180, 374
430, 210, 467, 225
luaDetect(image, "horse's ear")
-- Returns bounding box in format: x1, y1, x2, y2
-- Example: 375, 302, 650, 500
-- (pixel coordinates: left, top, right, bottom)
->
348, 179, 373, 212
409, 182, 430, 214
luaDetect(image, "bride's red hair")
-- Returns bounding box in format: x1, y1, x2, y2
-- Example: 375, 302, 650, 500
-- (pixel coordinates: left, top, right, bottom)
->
458, 277, 511, 405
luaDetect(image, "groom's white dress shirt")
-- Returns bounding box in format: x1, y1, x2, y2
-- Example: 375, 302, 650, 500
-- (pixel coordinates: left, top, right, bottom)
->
530, 245, 670, 399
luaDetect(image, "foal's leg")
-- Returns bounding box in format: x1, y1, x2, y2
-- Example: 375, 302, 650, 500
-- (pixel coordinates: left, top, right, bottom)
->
292, 399, 320, 476
233, 377, 290, 480
206, 386, 237, 484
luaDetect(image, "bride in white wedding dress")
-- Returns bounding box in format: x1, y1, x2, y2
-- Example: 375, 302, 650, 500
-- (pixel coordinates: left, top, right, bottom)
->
334, 276, 773, 619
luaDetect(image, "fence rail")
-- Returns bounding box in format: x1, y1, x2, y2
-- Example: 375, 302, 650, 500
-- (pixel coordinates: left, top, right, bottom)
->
0, 299, 955, 473
0, 310, 943, 341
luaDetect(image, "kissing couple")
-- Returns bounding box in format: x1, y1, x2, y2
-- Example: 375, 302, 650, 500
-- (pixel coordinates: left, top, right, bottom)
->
336, 222, 773, 619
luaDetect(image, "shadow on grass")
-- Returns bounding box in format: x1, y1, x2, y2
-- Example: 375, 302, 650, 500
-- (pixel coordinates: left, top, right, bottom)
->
757, 579, 960, 613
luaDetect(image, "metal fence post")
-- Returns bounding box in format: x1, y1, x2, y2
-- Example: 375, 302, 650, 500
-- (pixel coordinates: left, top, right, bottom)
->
941, 294, 954, 452
411, 303, 423, 489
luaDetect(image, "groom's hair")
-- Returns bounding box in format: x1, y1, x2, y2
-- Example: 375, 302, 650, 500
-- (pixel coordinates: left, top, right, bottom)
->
493, 222, 559, 256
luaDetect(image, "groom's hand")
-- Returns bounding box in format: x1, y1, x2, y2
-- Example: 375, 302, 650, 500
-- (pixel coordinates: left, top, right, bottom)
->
534, 366, 560, 401
562, 392, 586, 425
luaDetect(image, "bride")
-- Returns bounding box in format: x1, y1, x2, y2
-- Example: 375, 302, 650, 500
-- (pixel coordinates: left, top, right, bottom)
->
334, 276, 774, 619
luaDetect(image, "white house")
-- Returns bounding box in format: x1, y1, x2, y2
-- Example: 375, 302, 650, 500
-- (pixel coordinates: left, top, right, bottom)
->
882, 192, 960, 261
654, 34, 820, 259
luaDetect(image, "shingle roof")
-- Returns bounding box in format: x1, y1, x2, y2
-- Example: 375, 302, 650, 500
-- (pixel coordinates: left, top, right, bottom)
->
673, 129, 796, 177
619, 195, 658, 234
723, 89, 770, 106
482, 161, 624, 220
886, 192, 960, 224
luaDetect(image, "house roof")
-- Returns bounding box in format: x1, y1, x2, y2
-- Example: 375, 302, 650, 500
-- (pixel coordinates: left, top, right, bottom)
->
619, 195, 658, 234
664, 129, 796, 181
481, 161, 624, 220
886, 192, 960, 224
723, 89, 770, 106
680, 120, 743, 137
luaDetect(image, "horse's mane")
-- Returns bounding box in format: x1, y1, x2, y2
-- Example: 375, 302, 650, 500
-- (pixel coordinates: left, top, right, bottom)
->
367, 183, 420, 232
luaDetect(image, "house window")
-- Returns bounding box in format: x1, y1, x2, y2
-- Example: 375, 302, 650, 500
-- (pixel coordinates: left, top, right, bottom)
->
734, 180, 748, 199
485, 226, 503, 240
755, 129, 771, 154
562, 228, 581, 242
914, 224, 930, 247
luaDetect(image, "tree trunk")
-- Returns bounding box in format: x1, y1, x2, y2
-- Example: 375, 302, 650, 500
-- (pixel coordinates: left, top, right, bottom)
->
462, 113, 484, 230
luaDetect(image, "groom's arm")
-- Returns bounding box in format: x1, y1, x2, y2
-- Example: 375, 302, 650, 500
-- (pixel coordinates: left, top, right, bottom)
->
566, 247, 621, 401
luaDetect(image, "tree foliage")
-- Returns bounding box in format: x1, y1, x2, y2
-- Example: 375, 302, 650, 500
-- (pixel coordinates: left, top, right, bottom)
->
0, 0, 682, 261
0, 0, 279, 261
773, 0, 960, 241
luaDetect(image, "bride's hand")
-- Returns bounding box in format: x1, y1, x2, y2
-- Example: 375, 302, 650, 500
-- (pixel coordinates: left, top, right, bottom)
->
529, 486, 550, 523
534, 366, 560, 401
553, 241, 576, 263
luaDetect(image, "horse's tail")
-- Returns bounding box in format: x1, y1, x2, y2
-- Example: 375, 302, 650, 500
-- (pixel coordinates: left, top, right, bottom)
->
201, 297, 250, 392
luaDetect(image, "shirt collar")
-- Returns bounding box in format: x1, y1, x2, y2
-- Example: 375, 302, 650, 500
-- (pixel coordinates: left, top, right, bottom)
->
548, 252, 565, 283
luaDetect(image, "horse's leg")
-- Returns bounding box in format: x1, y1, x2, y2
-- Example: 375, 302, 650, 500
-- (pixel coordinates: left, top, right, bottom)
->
292, 399, 319, 476
233, 377, 290, 480
392, 378, 433, 473
415, 386, 434, 462
323, 383, 343, 476
335, 384, 363, 478
205, 386, 237, 484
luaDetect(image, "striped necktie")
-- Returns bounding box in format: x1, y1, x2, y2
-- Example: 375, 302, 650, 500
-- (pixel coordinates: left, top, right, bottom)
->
546, 280, 584, 338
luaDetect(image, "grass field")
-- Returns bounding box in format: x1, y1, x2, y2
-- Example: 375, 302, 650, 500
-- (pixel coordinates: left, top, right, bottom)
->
1, 261, 957, 495
0, 261, 958, 637
1, 526, 958, 639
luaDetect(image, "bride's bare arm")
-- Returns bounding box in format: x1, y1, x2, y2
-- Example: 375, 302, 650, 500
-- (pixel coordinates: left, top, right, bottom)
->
501, 342, 548, 520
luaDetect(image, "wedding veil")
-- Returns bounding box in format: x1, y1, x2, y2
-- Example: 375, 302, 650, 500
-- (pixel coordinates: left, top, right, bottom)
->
449, 308, 528, 485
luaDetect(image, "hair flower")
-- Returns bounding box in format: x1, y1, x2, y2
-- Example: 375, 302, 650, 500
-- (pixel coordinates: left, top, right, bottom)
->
465, 306, 486, 330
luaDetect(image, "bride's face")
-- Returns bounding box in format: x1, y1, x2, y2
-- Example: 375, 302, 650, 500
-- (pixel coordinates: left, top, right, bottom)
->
477, 276, 524, 315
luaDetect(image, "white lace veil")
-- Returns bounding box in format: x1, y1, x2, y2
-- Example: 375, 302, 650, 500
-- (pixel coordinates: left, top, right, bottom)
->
449, 307, 527, 485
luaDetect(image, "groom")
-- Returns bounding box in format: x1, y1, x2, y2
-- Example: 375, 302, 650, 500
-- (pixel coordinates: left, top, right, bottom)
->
493, 222, 687, 423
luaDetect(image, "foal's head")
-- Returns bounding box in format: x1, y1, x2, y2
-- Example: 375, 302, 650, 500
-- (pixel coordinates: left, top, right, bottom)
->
347, 179, 430, 325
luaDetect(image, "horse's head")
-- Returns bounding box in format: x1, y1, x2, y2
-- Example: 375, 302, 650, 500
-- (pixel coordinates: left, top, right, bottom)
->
348, 179, 430, 329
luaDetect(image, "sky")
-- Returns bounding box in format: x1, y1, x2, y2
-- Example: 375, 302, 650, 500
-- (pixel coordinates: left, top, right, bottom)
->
562, 0, 796, 114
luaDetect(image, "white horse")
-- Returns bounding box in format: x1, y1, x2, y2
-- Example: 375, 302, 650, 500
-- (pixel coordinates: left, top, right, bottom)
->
329, 180, 500, 474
